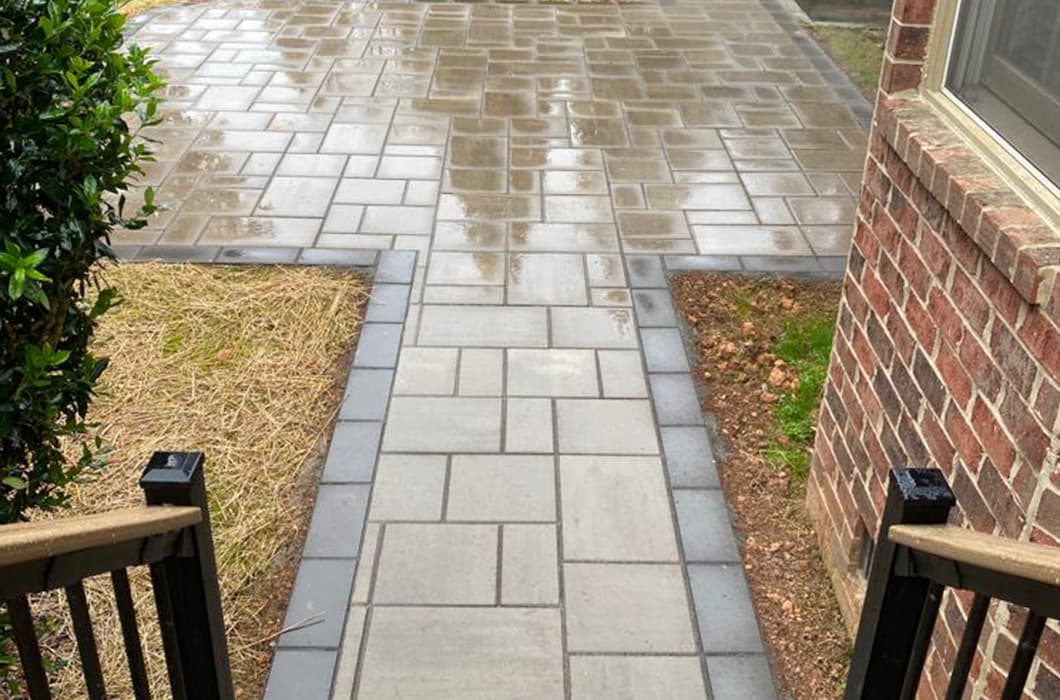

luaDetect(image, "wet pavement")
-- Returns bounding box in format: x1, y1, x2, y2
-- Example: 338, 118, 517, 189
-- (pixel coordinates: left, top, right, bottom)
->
122, 1, 867, 698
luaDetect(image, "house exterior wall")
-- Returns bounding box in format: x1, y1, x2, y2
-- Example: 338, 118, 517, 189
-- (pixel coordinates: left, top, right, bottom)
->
806, 0, 1060, 697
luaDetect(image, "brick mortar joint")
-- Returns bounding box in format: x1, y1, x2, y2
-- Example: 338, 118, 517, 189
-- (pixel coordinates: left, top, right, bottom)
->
876, 95, 1060, 307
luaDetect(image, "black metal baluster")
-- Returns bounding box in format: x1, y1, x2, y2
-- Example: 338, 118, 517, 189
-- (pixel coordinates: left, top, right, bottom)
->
945, 593, 990, 700
1000, 612, 1046, 700
65, 581, 107, 700
111, 569, 152, 700
149, 560, 188, 700
5, 596, 52, 700
899, 581, 945, 700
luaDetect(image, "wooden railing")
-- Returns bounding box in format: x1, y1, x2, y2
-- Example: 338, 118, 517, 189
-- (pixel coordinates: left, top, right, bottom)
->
0, 452, 233, 700
845, 468, 1060, 700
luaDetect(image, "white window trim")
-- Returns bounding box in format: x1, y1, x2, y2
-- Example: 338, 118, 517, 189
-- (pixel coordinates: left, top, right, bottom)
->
922, 0, 1060, 228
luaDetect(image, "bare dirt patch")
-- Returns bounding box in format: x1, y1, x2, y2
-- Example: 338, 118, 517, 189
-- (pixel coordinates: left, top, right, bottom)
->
671, 273, 850, 700
30, 263, 367, 699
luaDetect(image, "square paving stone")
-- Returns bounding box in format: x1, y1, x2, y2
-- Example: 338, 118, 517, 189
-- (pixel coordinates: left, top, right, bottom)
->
560, 456, 678, 561
302, 484, 370, 558
626, 256, 667, 288
557, 400, 659, 455
649, 373, 703, 426
507, 349, 598, 397
706, 655, 778, 699
459, 348, 504, 396
551, 308, 638, 349
369, 454, 446, 521
278, 558, 357, 648
359, 607, 564, 699
383, 397, 502, 452
564, 563, 696, 653
632, 289, 679, 327
322, 421, 382, 483
674, 490, 740, 562
373, 524, 497, 604
394, 347, 458, 395
641, 328, 690, 372
418, 305, 548, 347
688, 564, 766, 653
263, 649, 336, 700
502, 524, 559, 605
339, 369, 393, 421
570, 656, 708, 699
353, 323, 402, 368
364, 284, 411, 323
660, 427, 720, 487
598, 350, 649, 398
447, 455, 556, 522
376, 249, 417, 283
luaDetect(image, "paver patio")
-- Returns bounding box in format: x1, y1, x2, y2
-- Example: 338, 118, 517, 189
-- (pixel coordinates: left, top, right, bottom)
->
121, 0, 868, 696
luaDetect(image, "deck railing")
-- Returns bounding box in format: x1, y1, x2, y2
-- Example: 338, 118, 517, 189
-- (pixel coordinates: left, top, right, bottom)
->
845, 468, 1060, 700
0, 451, 233, 700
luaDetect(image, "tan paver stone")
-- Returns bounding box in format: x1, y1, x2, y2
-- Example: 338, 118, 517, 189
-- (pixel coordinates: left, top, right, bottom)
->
359, 607, 564, 698
419, 305, 548, 347
507, 349, 598, 397
373, 523, 497, 604
506, 398, 554, 454
564, 563, 696, 653
502, 524, 560, 605
556, 399, 658, 455
508, 253, 589, 306
458, 348, 504, 396
551, 308, 638, 349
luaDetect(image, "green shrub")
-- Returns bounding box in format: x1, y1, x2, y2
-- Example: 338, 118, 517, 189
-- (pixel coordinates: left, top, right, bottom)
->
0, 0, 163, 525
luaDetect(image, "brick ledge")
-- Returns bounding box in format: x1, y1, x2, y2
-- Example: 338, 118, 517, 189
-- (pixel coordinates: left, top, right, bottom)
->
876, 96, 1060, 305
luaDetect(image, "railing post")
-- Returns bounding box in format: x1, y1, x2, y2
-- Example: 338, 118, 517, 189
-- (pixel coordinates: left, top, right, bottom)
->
140, 452, 234, 700
844, 468, 956, 700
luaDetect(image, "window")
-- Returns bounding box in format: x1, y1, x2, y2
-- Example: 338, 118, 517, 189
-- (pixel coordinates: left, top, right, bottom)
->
945, 0, 1060, 187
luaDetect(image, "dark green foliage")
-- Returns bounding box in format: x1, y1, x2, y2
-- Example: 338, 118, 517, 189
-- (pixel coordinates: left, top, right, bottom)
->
0, 0, 163, 525
767, 314, 835, 482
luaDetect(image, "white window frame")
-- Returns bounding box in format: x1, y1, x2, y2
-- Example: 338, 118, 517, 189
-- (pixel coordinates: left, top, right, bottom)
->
923, 0, 1060, 227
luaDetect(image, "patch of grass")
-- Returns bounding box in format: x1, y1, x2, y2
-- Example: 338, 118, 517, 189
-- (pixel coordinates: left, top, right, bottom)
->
812, 23, 887, 97
769, 312, 836, 481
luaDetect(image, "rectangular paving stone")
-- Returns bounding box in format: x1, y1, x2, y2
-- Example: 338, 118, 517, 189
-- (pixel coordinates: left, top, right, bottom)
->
263, 649, 336, 700
551, 308, 638, 349
649, 373, 703, 426
598, 350, 649, 398
625, 255, 667, 288
376, 249, 417, 283
419, 305, 548, 347
706, 655, 778, 700
641, 328, 690, 373
369, 454, 446, 521
507, 252, 589, 306
383, 397, 502, 452
329, 606, 367, 700
373, 523, 497, 604
339, 368, 393, 421
674, 489, 740, 562
302, 484, 370, 558
353, 323, 402, 368
689, 564, 766, 653
364, 283, 411, 323
564, 563, 696, 653
505, 398, 554, 453
502, 524, 559, 605
447, 455, 556, 522
359, 607, 563, 699
632, 289, 679, 327
322, 421, 382, 483
507, 349, 598, 397
557, 399, 659, 455
660, 426, 720, 488
570, 656, 707, 699
459, 348, 504, 396
394, 347, 458, 395
560, 456, 678, 561
278, 558, 357, 648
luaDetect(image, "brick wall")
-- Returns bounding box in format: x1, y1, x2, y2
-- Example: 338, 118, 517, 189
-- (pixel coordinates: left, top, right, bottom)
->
806, 0, 1060, 697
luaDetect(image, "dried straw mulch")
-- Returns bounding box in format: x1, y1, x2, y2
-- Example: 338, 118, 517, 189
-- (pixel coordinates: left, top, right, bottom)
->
35, 263, 368, 699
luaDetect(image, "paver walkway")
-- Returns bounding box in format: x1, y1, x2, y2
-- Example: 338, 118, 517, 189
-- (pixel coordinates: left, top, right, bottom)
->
124, 0, 868, 697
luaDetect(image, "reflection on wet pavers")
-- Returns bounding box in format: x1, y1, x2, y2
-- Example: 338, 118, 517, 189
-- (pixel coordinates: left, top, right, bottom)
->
123, 0, 864, 258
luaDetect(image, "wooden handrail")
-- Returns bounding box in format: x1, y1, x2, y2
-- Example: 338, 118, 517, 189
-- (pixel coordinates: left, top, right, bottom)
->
889, 524, 1060, 587
0, 505, 201, 568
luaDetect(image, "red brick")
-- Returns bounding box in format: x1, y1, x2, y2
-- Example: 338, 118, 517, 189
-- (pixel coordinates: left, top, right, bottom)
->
1019, 310, 1060, 379
943, 404, 982, 471
892, 0, 937, 25
935, 341, 973, 410
970, 398, 1015, 476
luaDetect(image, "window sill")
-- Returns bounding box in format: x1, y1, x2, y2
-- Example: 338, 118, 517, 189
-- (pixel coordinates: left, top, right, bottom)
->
876, 96, 1060, 305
